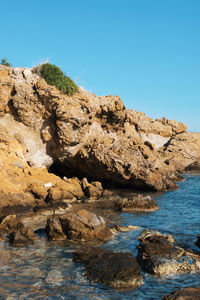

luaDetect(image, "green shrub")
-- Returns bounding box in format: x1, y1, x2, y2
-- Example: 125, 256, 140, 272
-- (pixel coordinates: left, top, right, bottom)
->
40, 63, 78, 96
1, 58, 12, 67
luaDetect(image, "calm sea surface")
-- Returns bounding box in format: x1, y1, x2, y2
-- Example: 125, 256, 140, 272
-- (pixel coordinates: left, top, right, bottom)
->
0, 174, 199, 299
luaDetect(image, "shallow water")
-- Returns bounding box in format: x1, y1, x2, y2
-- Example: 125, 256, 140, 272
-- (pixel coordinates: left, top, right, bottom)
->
0, 174, 200, 299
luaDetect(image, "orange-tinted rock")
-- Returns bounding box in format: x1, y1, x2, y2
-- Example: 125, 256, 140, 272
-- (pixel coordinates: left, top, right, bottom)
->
59, 209, 112, 242
0, 65, 200, 200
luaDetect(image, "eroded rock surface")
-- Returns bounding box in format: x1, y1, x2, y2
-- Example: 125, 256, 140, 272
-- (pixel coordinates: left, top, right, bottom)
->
73, 246, 143, 289
115, 195, 159, 212
0, 65, 200, 206
46, 209, 112, 242
137, 229, 200, 276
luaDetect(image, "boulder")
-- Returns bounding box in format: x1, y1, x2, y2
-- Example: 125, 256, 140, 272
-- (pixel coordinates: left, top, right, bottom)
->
59, 209, 112, 242
9, 226, 37, 246
115, 195, 159, 212
137, 229, 200, 276
46, 216, 66, 241
162, 286, 200, 300
73, 247, 143, 289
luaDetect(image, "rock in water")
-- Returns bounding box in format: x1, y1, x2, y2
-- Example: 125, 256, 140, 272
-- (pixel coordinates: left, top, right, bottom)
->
137, 229, 200, 276
115, 194, 159, 212
46, 209, 112, 242
162, 286, 200, 300
9, 226, 37, 246
46, 216, 66, 241
73, 247, 143, 289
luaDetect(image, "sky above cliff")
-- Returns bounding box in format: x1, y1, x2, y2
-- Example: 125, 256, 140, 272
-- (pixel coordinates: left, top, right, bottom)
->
1, 0, 200, 132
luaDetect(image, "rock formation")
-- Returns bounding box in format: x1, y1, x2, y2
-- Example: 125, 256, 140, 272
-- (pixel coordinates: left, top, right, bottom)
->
0, 64, 200, 213
73, 246, 143, 289
46, 209, 112, 242
137, 229, 200, 276
115, 194, 159, 212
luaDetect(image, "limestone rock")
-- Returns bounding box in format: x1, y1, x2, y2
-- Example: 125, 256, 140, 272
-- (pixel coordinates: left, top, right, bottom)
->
137, 229, 200, 276
73, 247, 143, 289
0, 66, 13, 114
59, 209, 111, 242
115, 195, 159, 212
0, 65, 200, 197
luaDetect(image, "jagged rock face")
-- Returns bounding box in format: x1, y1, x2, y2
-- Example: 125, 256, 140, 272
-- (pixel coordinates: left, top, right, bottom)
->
0, 66, 200, 193
115, 195, 159, 212
137, 229, 200, 276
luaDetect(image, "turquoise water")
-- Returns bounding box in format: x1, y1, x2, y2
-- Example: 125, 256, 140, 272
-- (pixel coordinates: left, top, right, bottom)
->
0, 174, 199, 299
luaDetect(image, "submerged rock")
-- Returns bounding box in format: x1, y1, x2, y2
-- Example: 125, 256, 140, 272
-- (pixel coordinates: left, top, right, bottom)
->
115, 195, 159, 212
9, 226, 37, 246
46, 209, 112, 242
162, 286, 200, 300
137, 229, 200, 276
73, 247, 143, 289
111, 224, 141, 233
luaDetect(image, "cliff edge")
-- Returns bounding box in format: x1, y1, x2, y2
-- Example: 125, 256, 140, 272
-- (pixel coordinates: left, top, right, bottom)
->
0, 64, 200, 210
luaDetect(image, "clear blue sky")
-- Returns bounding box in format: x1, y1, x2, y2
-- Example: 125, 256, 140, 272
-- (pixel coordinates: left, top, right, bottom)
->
1, 0, 200, 132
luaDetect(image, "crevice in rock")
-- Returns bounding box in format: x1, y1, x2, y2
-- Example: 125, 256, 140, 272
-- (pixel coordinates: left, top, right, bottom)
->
7, 98, 21, 123
48, 159, 154, 191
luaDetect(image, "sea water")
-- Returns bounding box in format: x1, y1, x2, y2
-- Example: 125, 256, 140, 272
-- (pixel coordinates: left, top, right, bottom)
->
0, 174, 199, 299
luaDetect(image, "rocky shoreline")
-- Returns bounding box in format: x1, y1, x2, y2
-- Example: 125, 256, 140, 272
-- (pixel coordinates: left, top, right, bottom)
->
0, 64, 200, 298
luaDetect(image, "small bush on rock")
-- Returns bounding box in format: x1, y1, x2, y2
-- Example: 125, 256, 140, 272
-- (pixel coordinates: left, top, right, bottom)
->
40, 63, 78, 96
1, 58, 12, 67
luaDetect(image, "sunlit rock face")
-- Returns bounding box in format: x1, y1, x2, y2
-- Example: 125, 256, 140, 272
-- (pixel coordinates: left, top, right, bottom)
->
0, 64, 200, 210
137, 229, 200, 276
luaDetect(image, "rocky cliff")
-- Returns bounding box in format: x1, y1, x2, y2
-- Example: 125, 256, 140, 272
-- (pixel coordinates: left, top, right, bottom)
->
0, 64, 200, 209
